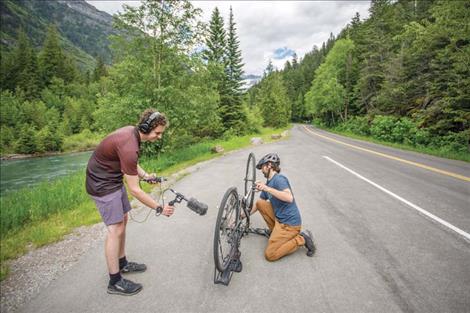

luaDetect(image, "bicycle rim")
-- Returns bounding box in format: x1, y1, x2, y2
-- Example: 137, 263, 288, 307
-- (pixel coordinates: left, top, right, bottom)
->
213, 187, 240, 272
244, 152, 256, 211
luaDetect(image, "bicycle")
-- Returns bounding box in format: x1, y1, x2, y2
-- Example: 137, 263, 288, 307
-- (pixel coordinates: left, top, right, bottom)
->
213, 152, 270, 286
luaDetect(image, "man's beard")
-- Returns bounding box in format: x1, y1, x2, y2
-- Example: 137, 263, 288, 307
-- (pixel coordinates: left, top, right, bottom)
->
263, 169, 270, 179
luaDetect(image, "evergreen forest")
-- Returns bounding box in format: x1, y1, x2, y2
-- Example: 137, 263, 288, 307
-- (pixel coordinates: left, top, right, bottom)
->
0, 0, 468, 158
249, 0, 469, 156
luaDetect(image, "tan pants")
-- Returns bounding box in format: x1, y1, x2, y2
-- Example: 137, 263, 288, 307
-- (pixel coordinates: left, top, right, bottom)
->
256, 199, 305, 261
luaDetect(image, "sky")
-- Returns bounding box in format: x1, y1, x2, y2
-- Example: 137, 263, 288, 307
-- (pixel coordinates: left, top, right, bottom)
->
86, 1, 371, 76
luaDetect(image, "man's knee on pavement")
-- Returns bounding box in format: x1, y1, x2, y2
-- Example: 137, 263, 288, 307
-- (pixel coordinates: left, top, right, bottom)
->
264, 247, 281, 262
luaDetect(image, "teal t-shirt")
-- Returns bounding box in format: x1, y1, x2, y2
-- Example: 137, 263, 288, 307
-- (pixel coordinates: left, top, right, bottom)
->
260, 173, 302, 226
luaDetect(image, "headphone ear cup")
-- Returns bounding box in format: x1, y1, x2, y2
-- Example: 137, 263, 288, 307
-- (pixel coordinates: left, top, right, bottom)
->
139, 111, 160, 134
138, 124, 147, 134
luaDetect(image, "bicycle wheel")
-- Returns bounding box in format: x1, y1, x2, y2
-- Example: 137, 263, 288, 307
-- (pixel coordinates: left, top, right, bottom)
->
213, 187, 240, 272
244, 152, 256, 212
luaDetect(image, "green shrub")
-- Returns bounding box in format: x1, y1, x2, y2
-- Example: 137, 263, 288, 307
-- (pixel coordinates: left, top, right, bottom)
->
62, 129, 102, 152
370, 115, 398, 142
429, 130, 469, 154
413, 128, 432, 146
392, 117, 416, 144
15, 126, 38, 154
337, 116, 370, 136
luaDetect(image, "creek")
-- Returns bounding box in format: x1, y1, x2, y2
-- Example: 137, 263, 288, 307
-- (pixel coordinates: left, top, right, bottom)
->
0, 151, 93, 195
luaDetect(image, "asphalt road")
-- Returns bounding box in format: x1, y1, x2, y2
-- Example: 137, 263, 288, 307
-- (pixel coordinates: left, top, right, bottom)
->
19, 125, 470, 313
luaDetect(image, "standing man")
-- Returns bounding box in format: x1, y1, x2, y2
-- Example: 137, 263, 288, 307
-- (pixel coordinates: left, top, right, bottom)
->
86, 108, 174, 296
245, 153, 315, 261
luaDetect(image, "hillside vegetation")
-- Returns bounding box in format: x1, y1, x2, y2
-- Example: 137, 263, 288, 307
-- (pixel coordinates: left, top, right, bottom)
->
248, 0, 469, 158
1, 0, 115, 69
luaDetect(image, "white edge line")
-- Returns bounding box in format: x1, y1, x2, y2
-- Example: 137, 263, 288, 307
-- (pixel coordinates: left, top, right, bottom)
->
323, 156, 470, 242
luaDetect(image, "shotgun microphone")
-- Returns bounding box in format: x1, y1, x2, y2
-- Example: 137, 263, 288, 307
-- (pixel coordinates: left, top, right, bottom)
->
186, 197, 208, 216
168, 189, 208, 216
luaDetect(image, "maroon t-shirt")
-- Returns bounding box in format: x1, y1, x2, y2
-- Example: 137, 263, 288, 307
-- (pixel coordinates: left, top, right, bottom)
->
86, 126, 141, 196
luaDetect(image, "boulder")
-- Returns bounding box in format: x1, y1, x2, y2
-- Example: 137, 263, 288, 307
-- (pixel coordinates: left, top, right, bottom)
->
271, 134, 282, 140
211, 145, 224, 153
250, 137, 263, 145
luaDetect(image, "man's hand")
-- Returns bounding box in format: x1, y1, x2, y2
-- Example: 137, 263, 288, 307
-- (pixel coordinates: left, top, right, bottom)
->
162, 204, 175, 217
255, 180, 293, 203
143, 173, 158, 184
255, 181, 268, 192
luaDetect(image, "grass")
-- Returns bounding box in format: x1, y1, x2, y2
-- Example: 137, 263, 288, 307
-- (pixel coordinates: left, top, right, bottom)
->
0, 125, 290, 281
313, 125, 470, 163
0, 200, 100, 280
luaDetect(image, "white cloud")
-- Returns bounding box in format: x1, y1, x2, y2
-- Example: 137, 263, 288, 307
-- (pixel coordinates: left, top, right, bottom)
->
86, 1, 371, 75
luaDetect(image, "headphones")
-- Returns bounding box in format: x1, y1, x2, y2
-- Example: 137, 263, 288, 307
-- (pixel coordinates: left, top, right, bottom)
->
138, 111, 162, 134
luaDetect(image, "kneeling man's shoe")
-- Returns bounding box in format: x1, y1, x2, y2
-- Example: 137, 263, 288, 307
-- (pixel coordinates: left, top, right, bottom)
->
300, 230, 315, 257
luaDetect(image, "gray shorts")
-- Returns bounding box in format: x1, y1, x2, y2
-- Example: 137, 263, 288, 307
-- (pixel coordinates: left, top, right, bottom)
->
91, 185, 132, 226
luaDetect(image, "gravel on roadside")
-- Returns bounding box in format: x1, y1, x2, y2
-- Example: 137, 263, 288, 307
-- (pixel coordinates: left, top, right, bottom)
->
0, 223, 107, 313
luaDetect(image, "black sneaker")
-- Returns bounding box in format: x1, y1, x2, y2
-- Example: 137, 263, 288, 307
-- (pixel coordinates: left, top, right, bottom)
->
121, 261, 147, 274
107, 278, 142, 296
300, 230, 315, 257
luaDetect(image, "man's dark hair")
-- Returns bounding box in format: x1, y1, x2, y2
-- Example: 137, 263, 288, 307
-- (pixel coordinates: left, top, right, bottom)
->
269, 162, 281, 173
139, 109, 168, 131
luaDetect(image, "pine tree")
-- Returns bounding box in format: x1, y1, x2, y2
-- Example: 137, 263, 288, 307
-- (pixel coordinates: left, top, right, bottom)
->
220, 6, 246, 132
291, 53, 298, 69
226, 6, 244, 97
264, 59, 274, 77
93, 55, 108, 81
204, 7, 226, 64
204, 7, 229, 130
1, 30, 41, 98
17, 42, 41, 99
257, 73, 290, 128
39, 24, 67, 86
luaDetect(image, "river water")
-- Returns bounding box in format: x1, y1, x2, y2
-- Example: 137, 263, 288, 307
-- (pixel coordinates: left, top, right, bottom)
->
0, 151, 93, 195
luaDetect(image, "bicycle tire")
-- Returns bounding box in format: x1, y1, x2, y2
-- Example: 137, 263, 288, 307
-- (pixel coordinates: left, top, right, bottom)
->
244, 152, 256, 212
213, 187, 240, 273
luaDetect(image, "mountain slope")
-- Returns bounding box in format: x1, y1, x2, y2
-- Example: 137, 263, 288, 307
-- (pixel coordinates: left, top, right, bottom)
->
0, 0, 116, 70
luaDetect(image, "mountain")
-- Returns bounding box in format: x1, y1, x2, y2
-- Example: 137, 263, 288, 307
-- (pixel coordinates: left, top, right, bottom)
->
0, 0, 117, 70
241, 74, 261, 90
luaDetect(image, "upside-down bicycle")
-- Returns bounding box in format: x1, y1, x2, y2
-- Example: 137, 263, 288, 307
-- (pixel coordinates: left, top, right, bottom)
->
213, 152, 269, 286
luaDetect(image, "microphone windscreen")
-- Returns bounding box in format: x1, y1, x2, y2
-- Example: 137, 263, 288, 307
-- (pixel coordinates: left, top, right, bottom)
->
187, 197, 208, 216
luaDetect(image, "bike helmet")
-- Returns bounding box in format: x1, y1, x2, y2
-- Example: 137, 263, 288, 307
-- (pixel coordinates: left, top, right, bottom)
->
256, 153, 280, 169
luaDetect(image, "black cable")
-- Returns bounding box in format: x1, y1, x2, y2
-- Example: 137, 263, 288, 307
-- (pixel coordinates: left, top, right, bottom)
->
130, 179, 166, 223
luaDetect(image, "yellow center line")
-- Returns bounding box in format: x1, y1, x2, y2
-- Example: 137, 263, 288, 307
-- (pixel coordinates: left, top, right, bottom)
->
302, 125, 470, 182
